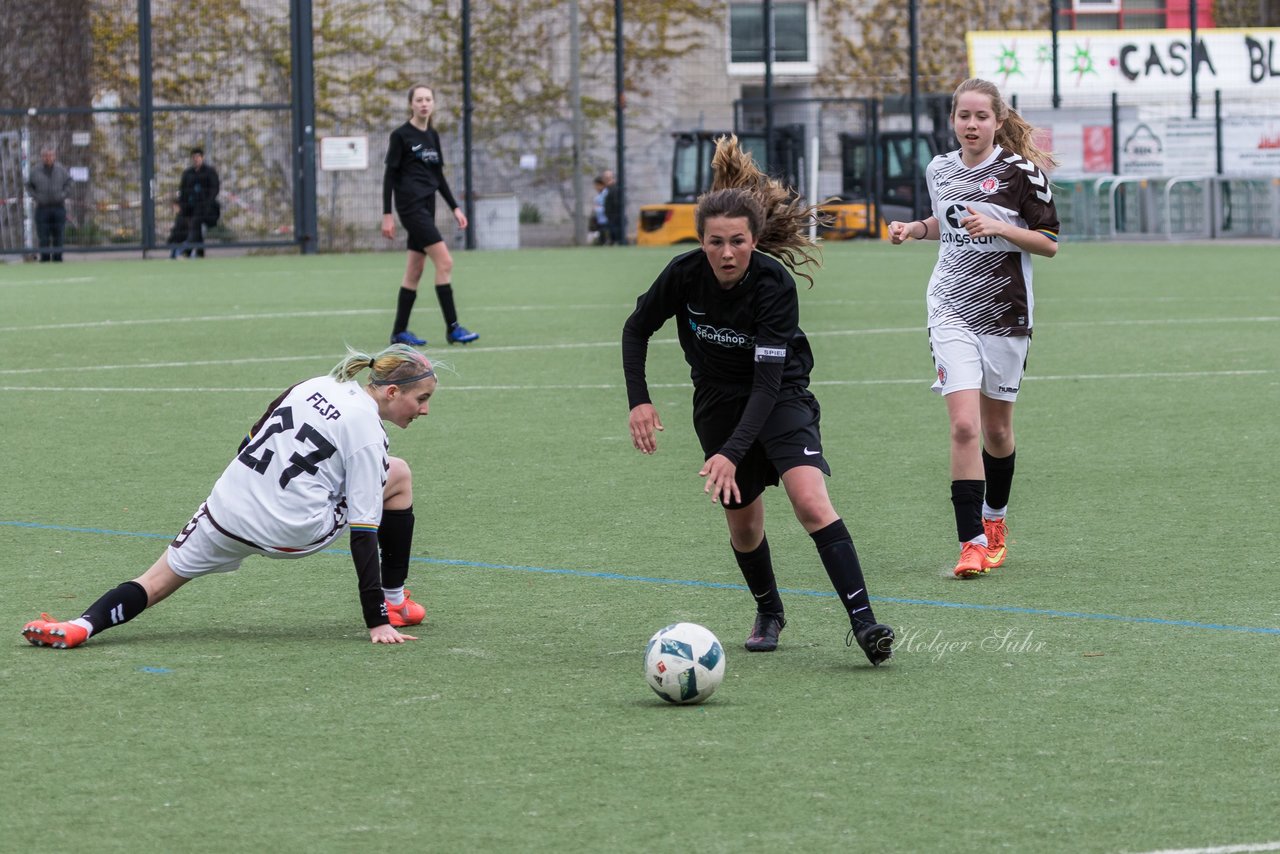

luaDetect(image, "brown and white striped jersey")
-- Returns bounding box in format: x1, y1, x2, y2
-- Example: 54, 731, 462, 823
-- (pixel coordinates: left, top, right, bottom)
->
925, 145, 1060, 337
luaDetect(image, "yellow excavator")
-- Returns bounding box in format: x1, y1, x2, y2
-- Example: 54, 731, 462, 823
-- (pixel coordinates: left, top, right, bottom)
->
635, 124, 941, 245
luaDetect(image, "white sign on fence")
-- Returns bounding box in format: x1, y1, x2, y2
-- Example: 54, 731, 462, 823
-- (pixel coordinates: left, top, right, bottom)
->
1221, 117, 1280, 174
968, 28, 1280, 103
1117, 119, 1217, 175
319, 136, 369, 171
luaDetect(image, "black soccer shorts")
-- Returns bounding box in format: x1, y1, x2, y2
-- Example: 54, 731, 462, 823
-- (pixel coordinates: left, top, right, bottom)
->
397, 205, 445, 253
691, 385, 831, 510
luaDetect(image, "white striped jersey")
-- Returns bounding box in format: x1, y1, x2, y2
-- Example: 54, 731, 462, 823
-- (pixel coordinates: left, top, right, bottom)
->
925, 145, 1060, 336
205, 376, 389, 551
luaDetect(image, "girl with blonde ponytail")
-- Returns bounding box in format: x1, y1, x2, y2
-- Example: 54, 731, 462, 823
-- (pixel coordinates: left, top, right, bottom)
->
23, 343, 440, 650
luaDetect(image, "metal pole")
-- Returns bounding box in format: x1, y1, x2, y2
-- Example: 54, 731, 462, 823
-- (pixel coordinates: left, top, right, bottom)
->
1111, 91, 1120, 175
1214, 89, 1223, 174
462, 0, 476, 249
1189, 0, 1199, 118
570, 0, 585, 246
763, 0, 774, 174
138, 0, 155, 253
290, 0, 318, 254
614, 0, 627, 244
909, 0, 921, 220
1050, 0, 1061, 109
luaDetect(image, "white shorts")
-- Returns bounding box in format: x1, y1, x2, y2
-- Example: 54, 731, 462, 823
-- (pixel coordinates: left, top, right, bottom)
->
929, 326, 1030, 402
166, 504, 344, 578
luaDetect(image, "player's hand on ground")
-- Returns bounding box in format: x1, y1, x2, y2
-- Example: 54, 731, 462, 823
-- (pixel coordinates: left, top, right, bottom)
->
369, 624, 417, 644
887, 220, 912, 244
381, 214, 396, 240
629, 403, 664, 455
699, 454, 740, 506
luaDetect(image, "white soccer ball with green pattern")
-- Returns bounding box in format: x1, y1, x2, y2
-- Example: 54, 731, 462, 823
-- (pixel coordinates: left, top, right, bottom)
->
644, 622, 725, 704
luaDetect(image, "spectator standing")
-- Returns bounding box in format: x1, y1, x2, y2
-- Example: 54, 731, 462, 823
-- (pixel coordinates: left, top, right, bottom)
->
592, 176, 609, 245
26, 146, 73, 262
178, 147, 220, 258
602, 169, 627, 246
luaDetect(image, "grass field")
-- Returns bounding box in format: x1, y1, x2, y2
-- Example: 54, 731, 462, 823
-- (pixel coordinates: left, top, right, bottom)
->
2, 241, 1278, 853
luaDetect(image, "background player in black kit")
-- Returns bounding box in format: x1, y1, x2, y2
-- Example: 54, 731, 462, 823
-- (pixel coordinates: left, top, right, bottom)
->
622, 137, 894, 666
381, 84, 479, 347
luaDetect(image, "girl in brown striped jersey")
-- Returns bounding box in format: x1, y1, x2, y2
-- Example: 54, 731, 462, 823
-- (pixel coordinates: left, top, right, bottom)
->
888, 78, 1060, 580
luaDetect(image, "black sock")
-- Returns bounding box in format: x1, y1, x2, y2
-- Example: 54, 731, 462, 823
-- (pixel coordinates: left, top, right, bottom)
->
80, 580, 149, 636
392, 287, 417, 336
435, 283, 458, 328
379, 506, 415, 590
982, 449, 1016, 513
809, 519, 876, 626
951, 479, 985, 542
732, 535, 783, 615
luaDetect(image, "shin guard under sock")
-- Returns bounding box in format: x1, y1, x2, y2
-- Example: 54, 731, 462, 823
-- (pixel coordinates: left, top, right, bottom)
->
80, 580, 149, 637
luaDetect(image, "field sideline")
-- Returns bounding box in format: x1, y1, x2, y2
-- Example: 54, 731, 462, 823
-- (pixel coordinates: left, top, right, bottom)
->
2, 241, 1277, 853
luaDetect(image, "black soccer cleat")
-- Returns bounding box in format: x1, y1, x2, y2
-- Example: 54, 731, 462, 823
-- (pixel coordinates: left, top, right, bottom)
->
847, 621, 895, 667
744, 611, 785, 652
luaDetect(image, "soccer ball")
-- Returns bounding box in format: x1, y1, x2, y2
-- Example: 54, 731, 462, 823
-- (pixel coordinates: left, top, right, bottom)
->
643, 622, 726, 704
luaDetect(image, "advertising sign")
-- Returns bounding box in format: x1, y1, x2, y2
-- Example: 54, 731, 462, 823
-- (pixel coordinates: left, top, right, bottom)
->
968, 28, 1280, 102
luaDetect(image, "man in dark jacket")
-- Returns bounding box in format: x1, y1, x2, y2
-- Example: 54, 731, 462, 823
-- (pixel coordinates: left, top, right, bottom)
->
602, 168, 626, 246
178, 148, 220, 258
26, 146, 74, 262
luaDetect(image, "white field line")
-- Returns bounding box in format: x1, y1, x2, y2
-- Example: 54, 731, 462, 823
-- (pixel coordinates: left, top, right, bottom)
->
0, 276, 97, 287
0, 305, 1277, 336
0, 369, 1269, 395
0, 308, 384, 333
2, 312, 1278, 375
1132, 842, 1280, 854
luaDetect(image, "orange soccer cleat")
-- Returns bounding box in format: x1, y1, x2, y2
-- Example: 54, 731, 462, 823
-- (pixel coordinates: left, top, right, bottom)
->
22, 614, 89, 649
983, 517, 1008, 570
385, 591, 427, 628
953, 541, 989, 579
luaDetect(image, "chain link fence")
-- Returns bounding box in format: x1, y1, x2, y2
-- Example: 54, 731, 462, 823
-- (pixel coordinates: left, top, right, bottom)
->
3, 2, 1277, 257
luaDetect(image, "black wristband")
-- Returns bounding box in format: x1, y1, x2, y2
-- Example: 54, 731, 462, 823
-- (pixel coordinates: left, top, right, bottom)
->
914, 220, 928, 240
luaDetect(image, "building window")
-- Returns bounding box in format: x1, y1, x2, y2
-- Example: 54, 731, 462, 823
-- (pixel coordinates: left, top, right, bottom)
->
1060, 0, 1213, 29
729, 2, 816, 75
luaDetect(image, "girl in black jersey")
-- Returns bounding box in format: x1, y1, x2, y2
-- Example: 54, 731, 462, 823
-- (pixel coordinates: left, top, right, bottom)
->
888, 78, 1060, 580
622, 137, 894, 666
381, 84, 479, 348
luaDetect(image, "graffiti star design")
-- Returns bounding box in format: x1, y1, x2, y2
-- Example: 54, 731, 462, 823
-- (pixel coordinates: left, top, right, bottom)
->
1070, 44, 1099, 83
994, 44, 1023, 81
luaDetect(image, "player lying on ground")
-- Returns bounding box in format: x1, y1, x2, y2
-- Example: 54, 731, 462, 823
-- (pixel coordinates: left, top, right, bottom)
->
23, 344, 437, 648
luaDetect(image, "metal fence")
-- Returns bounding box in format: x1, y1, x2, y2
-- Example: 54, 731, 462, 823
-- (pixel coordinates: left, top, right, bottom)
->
3, 2, 1277, 258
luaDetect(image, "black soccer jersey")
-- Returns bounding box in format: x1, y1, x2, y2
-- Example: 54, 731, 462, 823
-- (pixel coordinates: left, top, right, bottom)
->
622, 249, 815, 463
382, 122, 459, 215
925, 145, 1060, 336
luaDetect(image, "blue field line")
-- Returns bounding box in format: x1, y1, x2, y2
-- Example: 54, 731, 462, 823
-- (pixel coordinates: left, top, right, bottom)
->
6, 519, 1279, 636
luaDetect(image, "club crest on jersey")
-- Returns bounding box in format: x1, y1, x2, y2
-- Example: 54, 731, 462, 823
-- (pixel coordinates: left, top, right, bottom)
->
980, 176, 1000, 195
